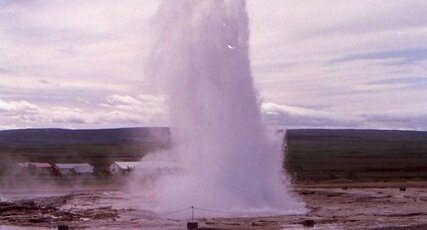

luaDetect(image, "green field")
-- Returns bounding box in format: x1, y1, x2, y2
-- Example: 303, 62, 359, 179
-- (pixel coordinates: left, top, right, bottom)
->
0, 128, 170, 175
0, 128, 426, 183
285, 129, 427, 183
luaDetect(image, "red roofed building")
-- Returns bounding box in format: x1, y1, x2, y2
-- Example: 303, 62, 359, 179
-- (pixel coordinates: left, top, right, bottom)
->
16, 162, 53, 175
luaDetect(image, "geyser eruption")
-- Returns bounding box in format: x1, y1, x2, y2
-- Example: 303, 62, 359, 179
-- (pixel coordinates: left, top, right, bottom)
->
140, 0, 303, 216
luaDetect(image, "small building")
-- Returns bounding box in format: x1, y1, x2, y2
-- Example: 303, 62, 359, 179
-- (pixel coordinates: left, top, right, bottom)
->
54, 163, 94, 175
109, 161, 177, 175
109, 161, 142, 175
16, 162, 52, 175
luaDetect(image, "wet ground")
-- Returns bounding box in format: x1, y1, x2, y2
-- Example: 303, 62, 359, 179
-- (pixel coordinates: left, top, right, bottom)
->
1, 182, 427, 229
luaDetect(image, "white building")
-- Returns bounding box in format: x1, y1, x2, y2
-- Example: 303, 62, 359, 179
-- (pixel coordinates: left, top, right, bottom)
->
109, 161, 177, 175
54, 163, 94, 175
109, 161, 142, 175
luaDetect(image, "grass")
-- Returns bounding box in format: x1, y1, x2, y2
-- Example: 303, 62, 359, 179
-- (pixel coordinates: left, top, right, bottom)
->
1, 128, 426, 183
0, 128, 170, 175
285, 129, 427, 183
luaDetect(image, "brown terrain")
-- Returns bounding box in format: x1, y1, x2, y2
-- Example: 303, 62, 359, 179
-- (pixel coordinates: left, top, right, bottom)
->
1, 129, 426, 229
1, 182, 426, 229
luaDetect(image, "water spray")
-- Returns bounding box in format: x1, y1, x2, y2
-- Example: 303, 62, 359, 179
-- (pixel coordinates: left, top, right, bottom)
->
136, 0, 304, 217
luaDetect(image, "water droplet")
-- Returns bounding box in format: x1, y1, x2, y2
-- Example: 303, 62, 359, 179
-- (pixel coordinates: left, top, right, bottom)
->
227, 44, 236, 49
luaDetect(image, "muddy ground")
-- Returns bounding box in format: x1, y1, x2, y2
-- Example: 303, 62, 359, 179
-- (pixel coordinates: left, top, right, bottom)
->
0, 182, 426, 229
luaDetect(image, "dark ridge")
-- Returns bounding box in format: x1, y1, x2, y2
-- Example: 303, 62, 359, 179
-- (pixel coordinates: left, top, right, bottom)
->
285, 129, 427, 182
287, 129, 427, 140
0, 128, 171, 171
0, 127, 170, 145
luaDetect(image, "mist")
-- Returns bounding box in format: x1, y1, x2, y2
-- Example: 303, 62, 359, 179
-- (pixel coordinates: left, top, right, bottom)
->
132, 0, 304, 217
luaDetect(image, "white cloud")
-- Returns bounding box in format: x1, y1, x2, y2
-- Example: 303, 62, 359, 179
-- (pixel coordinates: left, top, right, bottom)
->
100, 94, 168, 125
261, 102, 360, 129
0, 99, 38, 113
261, 102, 427, 130
0, 99, 42, 127
0, 1, 426, 130
0, 94, 168, 129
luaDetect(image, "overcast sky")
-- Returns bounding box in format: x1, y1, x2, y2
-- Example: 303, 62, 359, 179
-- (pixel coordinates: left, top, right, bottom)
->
0, 0, 426, 130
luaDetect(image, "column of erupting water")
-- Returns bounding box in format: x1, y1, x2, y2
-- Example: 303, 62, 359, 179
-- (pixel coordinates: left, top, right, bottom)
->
140, 0, 304, 216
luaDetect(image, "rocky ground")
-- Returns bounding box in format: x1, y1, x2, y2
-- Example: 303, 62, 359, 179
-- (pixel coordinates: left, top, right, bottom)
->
1, 182, 427, 229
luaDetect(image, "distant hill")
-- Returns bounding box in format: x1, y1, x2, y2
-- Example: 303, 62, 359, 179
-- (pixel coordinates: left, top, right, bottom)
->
0, 127, 170, 146
0, 128, 170, 171
1, 127, 426, 181
285, 129, 427, 182
287, 129, 427, 140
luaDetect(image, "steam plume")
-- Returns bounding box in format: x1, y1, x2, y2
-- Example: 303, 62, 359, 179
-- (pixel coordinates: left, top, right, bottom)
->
139, 0, 304, 216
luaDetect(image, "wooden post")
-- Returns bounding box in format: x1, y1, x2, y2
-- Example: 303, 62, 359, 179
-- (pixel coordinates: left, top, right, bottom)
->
187, 206, 198, 229
191, 206, 194, 221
